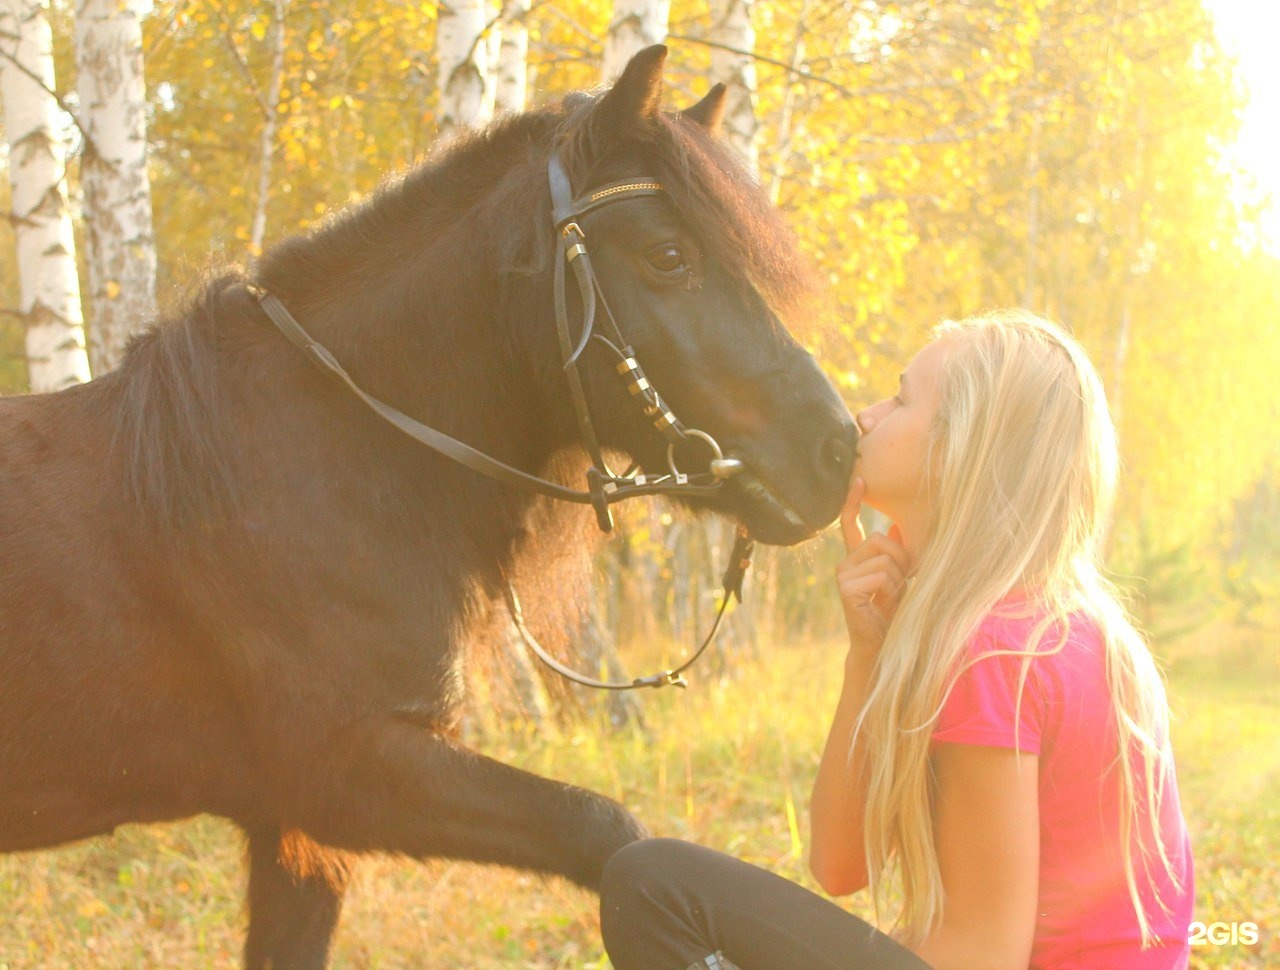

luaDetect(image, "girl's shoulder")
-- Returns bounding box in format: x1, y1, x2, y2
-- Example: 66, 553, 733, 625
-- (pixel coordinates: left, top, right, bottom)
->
970, 597, 1105, 671
947, 601, 1111, 747
962, 601, 1105, 701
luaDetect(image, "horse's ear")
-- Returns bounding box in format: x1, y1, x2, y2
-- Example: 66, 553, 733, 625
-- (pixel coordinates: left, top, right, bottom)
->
597, 44, 668, 125
563, 91, 595, 113
681, 83, 727, 134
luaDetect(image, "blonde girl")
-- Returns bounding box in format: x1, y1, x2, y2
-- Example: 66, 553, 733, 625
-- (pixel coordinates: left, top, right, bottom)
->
599, 309, 1192, 970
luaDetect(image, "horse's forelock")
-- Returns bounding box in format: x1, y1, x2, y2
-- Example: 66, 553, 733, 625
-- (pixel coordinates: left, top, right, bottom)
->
651, 115, 820, 319
554, 99, 819, 321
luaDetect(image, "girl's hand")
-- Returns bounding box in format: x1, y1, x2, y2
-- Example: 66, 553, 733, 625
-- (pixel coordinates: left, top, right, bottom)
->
835, 478, 912, 654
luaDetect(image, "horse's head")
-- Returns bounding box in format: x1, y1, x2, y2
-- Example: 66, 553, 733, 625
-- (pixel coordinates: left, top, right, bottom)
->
544, 47, 856, 545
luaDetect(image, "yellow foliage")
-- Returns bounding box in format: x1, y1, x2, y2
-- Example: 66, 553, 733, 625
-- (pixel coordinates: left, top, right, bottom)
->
30, 0, 1258, 562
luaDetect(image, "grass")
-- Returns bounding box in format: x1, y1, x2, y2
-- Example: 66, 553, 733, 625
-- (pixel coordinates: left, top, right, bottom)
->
0, 612, 1276, 968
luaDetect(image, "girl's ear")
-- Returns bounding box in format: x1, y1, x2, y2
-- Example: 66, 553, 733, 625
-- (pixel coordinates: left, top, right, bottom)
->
595, 44, 668, 128
681, 83, 728, 134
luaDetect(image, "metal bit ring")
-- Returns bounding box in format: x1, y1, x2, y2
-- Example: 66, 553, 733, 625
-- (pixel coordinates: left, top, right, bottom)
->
667, 427, 735, 480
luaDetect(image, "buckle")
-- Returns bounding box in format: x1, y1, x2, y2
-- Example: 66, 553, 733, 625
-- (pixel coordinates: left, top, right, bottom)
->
586, 467, 615, 532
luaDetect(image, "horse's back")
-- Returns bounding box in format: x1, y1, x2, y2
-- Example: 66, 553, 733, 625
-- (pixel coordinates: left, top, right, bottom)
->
0, 385, 122, 635
0, 380, 124, 616
0, 380, 248, 851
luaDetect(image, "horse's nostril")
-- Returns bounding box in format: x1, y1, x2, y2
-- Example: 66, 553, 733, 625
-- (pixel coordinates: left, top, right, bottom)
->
818, 434, 854, 481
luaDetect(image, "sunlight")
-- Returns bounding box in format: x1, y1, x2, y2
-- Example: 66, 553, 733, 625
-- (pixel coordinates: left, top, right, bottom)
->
1206, 0, 1280, 252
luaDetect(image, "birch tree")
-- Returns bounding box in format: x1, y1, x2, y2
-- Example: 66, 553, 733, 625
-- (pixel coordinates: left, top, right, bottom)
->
0, 0, 91, 392
249, 0, 287, 257
494, 0, 529, 114
436, 0, 493, 137
708, 0, 758, 171
704, 0, 762, 656
602, 0, 668, 81
75, 0, 156, 374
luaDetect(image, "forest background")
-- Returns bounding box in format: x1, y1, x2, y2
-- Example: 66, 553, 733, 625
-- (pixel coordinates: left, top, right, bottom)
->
0, 0, 1276, 967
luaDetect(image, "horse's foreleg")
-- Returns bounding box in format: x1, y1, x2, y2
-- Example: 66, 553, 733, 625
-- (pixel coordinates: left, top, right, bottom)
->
299, 719, 647, 890
243, 825, 351, 970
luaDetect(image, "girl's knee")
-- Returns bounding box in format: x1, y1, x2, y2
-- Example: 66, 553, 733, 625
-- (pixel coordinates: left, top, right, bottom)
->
601, 839, 680, 890
601, 839, 709, 968
602, 837, 693, 902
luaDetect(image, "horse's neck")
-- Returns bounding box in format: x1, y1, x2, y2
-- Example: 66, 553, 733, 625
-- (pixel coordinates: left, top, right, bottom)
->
258, 221, 564, 488
243, 142, 599, 579
490, 484, 603, 651
254, 246, 589, 545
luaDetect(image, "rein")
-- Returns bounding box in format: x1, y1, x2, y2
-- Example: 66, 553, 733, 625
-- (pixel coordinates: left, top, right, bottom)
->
250, 149, 755, 691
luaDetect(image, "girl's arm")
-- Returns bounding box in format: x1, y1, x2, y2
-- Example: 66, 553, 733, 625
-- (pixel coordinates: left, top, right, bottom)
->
911, 743, 1039, 970
809, 646, 876, 894
810, 479, 911, 894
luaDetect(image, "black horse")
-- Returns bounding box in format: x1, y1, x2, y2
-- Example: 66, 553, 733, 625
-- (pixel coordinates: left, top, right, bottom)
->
0, 47, 855, 967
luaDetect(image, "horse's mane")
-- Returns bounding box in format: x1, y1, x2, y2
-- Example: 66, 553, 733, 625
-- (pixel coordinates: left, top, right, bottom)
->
253, 93, 818, 317
257, 110, 562, 300
112, 273, 253, 527
109, 113, 561, 529
109, 92, 817, 529
555, 92, 819, 317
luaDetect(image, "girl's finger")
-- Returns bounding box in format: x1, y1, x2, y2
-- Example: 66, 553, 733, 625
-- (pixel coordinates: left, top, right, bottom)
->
837, 569, 898, 603
864, 531, 912, 577
837, 564, 905, 615
841, 552, 905, 587
841, 477, 867, 554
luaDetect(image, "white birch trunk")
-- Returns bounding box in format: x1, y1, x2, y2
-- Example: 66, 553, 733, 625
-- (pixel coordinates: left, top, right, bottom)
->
602, 0, 669, 82
768, 4, 809, 205
0, 0, 92, 391
75, 0, 157, 375
249, 0, 287, 257
696, 0, 752, 652
494, 0, 528, 114
483, 6, 500, 118
709, 0, 759, 172
436, 0, 493, 137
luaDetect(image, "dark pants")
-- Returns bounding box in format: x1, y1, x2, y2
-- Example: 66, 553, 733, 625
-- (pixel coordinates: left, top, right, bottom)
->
599, 838, 933, 970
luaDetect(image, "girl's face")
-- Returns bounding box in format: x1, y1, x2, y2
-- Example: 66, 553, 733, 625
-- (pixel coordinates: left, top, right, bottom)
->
853, 337, 954, 529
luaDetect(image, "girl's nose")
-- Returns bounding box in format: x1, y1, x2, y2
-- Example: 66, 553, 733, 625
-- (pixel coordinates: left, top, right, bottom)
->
855, 409, 872, 435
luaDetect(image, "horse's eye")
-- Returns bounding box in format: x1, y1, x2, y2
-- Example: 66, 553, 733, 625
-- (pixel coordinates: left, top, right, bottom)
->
645, 244, 688, 276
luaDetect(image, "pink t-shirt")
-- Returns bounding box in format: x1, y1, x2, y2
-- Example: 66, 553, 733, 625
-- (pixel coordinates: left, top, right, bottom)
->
931, 606, 1193, 970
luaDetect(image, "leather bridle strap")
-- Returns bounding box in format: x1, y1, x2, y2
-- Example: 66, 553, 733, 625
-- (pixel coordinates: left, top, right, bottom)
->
549, 164, 666, 235
251, 285, 733, 508
549, 155, 683, 530
253, 286, 595, 504
249, 150, 756, 692
251, 282, 754, 691
547, 162, 696, 451
506, 524, 755, 690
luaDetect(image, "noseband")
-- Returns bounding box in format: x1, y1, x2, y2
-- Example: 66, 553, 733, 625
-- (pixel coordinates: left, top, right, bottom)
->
251, 149, 755, 691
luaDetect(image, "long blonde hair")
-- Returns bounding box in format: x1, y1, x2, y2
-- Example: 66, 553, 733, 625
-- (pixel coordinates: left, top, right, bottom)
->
854, 309, 1180, 944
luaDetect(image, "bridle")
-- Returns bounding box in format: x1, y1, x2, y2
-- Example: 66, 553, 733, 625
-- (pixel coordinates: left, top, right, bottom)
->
250, 149, 756, 691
